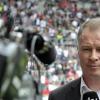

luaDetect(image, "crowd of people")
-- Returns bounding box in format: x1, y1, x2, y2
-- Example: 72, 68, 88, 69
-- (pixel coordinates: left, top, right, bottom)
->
0, 0, 100, 99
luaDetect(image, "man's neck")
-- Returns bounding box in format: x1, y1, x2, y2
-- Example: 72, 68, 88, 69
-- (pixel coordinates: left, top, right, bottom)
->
83, 76, 100, 91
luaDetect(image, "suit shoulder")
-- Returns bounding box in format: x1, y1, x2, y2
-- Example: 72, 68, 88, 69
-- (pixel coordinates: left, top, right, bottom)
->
50, 78, 81, 95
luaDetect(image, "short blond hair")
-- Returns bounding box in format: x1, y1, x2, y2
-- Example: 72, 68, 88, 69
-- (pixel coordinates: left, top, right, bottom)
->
77, 17, 100, 42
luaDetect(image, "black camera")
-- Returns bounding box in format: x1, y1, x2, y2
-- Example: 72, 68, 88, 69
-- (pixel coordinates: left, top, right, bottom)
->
0, 14, 28, 99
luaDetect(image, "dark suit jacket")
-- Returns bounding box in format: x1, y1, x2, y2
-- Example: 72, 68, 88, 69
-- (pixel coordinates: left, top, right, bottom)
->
48, 78, 81, 100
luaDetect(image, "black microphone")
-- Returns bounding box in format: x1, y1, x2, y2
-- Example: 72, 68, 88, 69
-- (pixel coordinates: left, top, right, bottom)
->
83, 91, 99, 100
26, 32, 56, 65
33, 34, 56, 65
15, 26, 57, 65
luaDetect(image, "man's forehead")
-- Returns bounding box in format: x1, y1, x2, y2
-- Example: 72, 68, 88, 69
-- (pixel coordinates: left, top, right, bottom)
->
80, 28, 100, 39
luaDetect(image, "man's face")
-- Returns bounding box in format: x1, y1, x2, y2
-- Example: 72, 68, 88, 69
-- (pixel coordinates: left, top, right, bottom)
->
78, 28, 100, 78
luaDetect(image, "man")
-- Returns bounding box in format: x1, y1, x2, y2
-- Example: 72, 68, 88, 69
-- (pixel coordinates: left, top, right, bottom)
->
48, 17, 100, 100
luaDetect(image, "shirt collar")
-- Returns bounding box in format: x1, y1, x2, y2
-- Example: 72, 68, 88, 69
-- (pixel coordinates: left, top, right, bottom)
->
80, 77, 100, 100
80, 77, 91, 94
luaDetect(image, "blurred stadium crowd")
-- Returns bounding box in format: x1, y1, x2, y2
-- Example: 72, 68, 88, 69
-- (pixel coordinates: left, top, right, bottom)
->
0, 0, 100, 100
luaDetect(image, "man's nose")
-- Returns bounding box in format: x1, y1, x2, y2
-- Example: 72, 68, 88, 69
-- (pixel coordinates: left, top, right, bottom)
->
89, 50, 98, 61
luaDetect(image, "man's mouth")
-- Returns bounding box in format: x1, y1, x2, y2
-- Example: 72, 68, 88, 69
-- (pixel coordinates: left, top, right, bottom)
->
88, 64, 100, 68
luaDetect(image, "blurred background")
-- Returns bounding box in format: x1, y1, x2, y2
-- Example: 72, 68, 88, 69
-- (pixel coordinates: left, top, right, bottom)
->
0, 0, 100, 100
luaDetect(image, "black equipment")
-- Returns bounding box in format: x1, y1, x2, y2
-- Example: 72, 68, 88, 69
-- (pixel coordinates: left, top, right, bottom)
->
26, 32, 56, 65
0, 15, 56, 100
83, 91, 99, 100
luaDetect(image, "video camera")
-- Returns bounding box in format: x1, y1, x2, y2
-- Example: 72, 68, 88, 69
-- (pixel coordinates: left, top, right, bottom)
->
0, 10, 28, 99
0, 10, 56, 100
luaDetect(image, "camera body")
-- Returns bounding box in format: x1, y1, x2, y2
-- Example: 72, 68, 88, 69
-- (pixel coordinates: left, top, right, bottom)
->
0, 17, 28, 99
0, 11, 56, 99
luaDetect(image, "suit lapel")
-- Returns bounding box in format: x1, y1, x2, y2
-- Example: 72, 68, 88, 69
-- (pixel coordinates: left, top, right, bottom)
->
67, 78, 81, 100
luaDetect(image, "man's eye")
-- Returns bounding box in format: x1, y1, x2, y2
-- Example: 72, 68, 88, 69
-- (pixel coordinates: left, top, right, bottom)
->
97, 48, 100, 52
81, 48, 91, 52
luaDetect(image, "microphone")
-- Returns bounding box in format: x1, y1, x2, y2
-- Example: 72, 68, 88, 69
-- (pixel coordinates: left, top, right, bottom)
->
32, 34, 56, 65
83, 91, 99, 100
26, 32, 56, 65
14, 26, 57, 65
